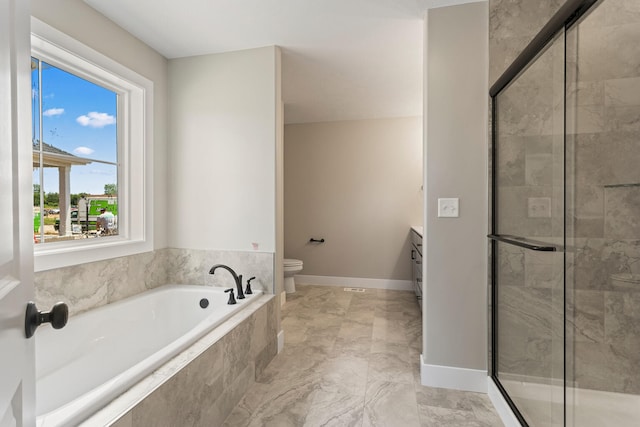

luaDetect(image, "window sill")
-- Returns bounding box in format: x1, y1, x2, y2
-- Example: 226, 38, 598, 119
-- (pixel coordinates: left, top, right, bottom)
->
34, 236, 153, 272
31, 18, 154, 273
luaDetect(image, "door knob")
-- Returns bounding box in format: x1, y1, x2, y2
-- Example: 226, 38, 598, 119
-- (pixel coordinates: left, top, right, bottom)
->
25, 301, 69, 339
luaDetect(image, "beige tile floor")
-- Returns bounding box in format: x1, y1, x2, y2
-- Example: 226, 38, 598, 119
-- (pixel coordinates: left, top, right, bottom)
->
223, 285, 504, 427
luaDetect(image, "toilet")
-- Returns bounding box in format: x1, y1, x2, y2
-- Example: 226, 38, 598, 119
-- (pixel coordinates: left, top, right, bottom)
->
283, 258, 303, 293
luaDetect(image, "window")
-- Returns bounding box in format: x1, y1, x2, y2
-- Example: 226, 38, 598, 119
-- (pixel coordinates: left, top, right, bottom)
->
32, 58, 120, 243
31, 18, 153, 272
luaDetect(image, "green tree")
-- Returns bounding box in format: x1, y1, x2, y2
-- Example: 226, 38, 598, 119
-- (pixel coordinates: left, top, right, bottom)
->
45, 192, 59, 206
33, 184, 41, 206
104, 183, 117, 196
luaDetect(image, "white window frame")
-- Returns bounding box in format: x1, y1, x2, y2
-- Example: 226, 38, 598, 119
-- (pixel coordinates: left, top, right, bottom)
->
31, 18, 153, 272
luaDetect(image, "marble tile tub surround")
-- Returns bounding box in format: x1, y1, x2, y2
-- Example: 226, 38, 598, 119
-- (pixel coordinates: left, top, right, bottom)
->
101, 295, 278, 427
223, 285, 504, 427
35, 248, 274, 316
35, 249, 171, 316
166, 248, 274, 293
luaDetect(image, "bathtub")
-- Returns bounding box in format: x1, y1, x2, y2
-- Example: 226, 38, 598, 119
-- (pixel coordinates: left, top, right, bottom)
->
35, 284, 263, 427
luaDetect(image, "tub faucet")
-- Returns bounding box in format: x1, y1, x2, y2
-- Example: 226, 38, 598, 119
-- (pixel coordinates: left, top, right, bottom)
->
245, 276, 255, 295
225, 288, 237, 305
209, 264, 245, 299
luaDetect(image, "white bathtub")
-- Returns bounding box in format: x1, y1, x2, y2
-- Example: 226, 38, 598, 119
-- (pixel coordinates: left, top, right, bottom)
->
35, 284, 263, 427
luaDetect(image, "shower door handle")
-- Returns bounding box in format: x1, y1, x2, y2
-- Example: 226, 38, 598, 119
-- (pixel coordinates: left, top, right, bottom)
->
25, 301, 69, 339
487, 234, 558, 252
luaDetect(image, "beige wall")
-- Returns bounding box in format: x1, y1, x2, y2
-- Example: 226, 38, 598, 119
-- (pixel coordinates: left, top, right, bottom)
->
284, 117, 422, 281
423, 2, 488, 372
168, 47, 281, 254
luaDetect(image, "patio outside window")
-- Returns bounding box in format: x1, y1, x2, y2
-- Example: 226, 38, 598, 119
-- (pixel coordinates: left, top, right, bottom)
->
32, 57, 119, 244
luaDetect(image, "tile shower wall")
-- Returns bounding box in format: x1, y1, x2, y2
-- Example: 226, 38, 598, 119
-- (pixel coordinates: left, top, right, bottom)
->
494, 5, 566, 400
492, 0, 640, 395
566, 0, 640, 394
109, 297, 278, 427
496, 244, 564, 380
489, 0, 565, 382
35, 249, 274, 316
489, 0, 565, 84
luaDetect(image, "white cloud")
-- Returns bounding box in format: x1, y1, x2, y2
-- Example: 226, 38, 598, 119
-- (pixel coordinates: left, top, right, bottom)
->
76, 112, 116, 128
43, 108, 64, 117
73, 146, 95, 156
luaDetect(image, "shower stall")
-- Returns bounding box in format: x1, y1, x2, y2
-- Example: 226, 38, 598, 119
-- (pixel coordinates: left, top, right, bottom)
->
490, 0, 640, 425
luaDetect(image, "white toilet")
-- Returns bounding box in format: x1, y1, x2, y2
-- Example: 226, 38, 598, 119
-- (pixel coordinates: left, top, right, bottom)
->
283, 258, 303, 293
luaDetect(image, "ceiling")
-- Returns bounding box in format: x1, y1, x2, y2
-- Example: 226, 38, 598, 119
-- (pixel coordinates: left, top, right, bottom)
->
84, 0, 471, 124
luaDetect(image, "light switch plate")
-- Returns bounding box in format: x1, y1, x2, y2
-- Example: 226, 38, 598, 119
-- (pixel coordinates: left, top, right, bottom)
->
438, 198, 459, 218
528, 197, 551, 218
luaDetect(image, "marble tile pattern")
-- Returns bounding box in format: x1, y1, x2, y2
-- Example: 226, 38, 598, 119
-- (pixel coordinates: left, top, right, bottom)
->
108, 297, 278, 427
489, 0, 564, 84
35, 248, 171, 316
496, 234, 640, 395
35, 248, 274, 316
223, 285, 504, 427
491, 0, 640, 400
166, 248, 274, 294
496, 244, 565, 380
567, 0, 640, 396
489, 5, 565, 400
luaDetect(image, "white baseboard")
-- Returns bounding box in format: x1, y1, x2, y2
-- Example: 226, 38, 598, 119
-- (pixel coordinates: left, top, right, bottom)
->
295, 274, 413, 291
488, 377, 522, 427
277, 330, 284, 354
420, 354, 487, 393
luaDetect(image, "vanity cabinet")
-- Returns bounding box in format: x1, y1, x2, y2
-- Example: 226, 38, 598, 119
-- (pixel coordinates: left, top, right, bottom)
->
410, 228, 423, 309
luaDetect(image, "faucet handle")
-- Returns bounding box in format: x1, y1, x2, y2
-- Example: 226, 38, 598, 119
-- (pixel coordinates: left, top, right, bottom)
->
237, 274, 245, 299
246, 277, 256, 295
225, 288, 236, 305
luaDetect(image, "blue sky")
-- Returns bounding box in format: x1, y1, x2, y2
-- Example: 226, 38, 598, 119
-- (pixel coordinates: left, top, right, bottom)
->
32, 60, 118, 196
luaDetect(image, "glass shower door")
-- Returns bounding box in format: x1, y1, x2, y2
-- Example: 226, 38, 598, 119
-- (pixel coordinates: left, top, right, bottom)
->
565, 1, 640, 426
492, 30, 566, 427
491, 0, 640, 425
